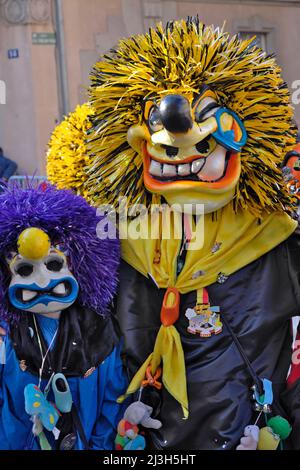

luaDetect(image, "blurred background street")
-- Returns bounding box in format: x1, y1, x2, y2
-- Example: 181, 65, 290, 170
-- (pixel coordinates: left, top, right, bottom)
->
1, 0, 300, 176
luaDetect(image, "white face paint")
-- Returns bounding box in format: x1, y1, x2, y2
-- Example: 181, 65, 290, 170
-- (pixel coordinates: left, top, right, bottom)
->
8, 249, 79, 314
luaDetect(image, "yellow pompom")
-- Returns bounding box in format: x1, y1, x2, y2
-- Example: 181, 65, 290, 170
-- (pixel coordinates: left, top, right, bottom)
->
46, 103, 93, 197
257, 426, 280, 450
17, 228, 51, 260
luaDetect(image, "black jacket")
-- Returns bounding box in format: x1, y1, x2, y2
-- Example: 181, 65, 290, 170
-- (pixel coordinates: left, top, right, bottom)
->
115, 233, 300, 450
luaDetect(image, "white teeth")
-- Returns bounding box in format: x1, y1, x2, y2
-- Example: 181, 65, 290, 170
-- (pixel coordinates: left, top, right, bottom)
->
53, 283, 66, 295
22, 290, 36, 302
191, 159, 205, 174
149, 151, 227, 182
162, 164, 177, 177
178, 164, 191, 176
198, 145, 227, 181
149, 160, 162, 177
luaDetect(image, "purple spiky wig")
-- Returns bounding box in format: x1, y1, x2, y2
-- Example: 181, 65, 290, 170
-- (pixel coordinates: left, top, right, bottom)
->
0, 183, 120, 323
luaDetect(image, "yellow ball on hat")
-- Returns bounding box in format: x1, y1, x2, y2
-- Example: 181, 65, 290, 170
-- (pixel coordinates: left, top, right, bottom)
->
17, 227, 51, 260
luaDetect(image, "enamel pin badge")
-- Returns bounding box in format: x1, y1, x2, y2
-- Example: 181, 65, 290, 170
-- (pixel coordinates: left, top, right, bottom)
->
185, 288, 223, 338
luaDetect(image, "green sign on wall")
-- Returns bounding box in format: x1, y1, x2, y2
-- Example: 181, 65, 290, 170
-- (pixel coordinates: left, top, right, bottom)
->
32, 33, 56, 45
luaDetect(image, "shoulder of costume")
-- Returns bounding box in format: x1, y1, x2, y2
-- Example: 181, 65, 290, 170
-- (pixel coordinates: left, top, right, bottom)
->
9, 304, 120, 377
286, 226, 300, 249
64, 304, 121, 374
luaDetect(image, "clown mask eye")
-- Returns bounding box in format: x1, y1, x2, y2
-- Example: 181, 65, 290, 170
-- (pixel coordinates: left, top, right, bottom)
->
15, 262, 34, 277
148, 106, 163, 133
194, 97, 220, 123
45, 255, 65, 272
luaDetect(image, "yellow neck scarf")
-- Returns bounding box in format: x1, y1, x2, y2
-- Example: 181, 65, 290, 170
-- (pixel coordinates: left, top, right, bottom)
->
118, 205, 297, 418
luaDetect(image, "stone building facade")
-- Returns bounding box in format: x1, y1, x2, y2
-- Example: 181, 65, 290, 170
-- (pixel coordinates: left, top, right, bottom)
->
0, 0, 300, 174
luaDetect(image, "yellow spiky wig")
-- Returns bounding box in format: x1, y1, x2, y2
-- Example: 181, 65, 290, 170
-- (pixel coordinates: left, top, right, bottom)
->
47, 17, 297, 216
47, 103, 93, 195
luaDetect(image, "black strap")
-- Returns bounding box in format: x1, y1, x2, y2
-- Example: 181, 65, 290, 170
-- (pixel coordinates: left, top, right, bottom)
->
221, 312, 264, 396
71, 406, 90, 450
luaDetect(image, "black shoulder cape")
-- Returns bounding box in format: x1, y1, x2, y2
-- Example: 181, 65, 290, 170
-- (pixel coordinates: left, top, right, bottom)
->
10, 303, 119, 378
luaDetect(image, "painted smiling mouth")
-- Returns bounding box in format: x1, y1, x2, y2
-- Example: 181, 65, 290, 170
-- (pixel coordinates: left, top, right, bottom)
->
147, 145, 231, 183
16, 281, 72, 304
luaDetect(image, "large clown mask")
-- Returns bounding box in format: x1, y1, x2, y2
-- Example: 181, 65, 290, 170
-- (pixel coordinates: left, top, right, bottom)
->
8, 227, 79, 315
48, 19, 294, 221
127, 87, 247, 213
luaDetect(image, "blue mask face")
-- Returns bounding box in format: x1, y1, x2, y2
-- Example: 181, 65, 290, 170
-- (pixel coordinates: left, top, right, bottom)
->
8, 249, 79, 314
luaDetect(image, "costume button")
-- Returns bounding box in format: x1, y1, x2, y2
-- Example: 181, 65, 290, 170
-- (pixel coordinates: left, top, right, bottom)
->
217, 272, 229, 284
59, 433, 77, 450
213, 436, 229, 448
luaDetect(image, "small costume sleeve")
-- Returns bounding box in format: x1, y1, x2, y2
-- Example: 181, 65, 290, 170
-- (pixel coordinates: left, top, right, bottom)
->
1, 158, 17, 180
281, 321, 300, 449
0, 338, 10, 449
90, 341, 129, 450
286, 232, 300, 312
282, 234, 300, 448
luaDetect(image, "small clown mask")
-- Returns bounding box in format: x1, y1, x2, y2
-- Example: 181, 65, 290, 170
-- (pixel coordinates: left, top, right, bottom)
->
8, 227, 79, 314
283, 143, 300, 198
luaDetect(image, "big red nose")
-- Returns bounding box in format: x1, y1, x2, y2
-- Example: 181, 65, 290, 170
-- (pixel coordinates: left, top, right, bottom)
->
159, 94, 193, 134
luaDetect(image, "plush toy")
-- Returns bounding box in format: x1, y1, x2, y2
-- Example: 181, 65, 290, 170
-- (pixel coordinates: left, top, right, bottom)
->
115, 423, 145, 451
47, 17, 300, 450
258, 416, 292, 450
24, 384, 61, 432
123, 402, 162, 429
115, 401, 162, 450
236, 425, 259, 451
237, 416, 292, 451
